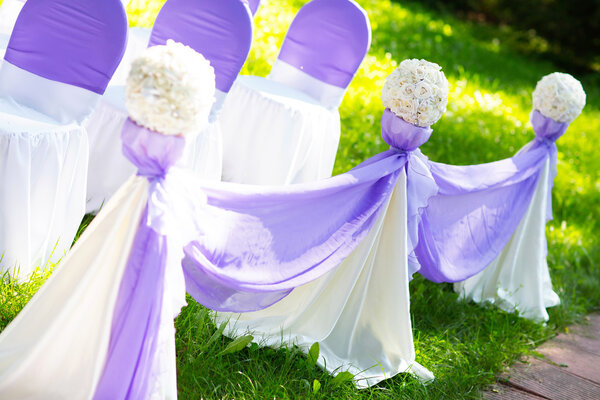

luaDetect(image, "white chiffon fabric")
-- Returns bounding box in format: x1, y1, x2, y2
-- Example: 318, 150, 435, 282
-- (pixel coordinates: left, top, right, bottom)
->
216, 170, 433, 387
0, 178, 146, 398
454, 158, 561, 322
220, 75, 341, 185
0, 176, 184, 399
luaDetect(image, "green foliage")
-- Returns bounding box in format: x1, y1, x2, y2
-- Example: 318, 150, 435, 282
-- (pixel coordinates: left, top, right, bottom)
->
402, 0, 600, 73
306, 342, 320, 369
0, 266, 53, 331
1, 0, 598, 399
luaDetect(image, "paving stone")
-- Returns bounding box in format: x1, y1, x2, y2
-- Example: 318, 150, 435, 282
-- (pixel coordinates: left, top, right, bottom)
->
503, 357, 600, 400
484, 383, 545, 399
538, 336, 600, 383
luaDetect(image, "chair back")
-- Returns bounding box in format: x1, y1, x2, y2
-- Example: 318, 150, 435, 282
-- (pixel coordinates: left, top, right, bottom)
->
0, 0, 128, 123
149, 0, 253, 102
270, 0, 370, 108
5, 0, 127, 94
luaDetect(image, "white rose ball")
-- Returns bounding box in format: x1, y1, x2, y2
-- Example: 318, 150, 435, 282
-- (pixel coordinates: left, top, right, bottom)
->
532, 72, 586, 123
126, 39, 216, 136
381, 59, 449, 127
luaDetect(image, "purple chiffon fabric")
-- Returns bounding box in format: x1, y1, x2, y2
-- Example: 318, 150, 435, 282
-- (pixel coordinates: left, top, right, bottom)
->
5, 0, 128, 94
182, 110, 437, 311
277, 0, 371, 88
414, 110, 565, 282
94, 120, 186, 400
149, 0, 253, 93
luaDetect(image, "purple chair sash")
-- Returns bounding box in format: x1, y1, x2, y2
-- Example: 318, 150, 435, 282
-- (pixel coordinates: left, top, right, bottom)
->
4, 0, 128, 94
277, 0, 371, 88
149, 0, 253, 93
94, 120, 187, 399
414, 111, 566, 283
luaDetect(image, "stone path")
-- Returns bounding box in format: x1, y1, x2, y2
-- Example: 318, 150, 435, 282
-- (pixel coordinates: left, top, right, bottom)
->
485, 314, 600, 399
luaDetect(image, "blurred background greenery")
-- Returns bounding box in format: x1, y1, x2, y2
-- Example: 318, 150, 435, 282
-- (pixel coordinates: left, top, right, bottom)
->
403, 0, 600, 74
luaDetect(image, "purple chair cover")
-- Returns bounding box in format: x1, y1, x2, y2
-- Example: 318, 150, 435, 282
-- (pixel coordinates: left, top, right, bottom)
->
4, 0, 128, 94
277, 0, 371, 88
414, 110, 567, 283
149, 0, 253, 93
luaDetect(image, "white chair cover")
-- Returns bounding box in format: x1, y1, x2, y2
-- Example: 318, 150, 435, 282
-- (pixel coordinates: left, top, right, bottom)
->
216, 170, 433, 387
268, 59, 347, 110
454, 158, 561, 321
0, 0, 127, 277
0, 96, 88, 278
220, 75, 341, 185
0, 62, 96, 278
0, 0, 25, 36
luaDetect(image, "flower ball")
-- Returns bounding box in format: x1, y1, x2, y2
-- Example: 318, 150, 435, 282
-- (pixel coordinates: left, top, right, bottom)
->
381, 59, 449, 127
125, 39, 216, 136
532, 72, 586, 123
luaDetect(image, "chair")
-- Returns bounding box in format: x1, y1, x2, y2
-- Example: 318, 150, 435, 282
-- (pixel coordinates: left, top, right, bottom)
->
84, 0, 253, 212
0, 0, 127, 277
220, 0, 371, 185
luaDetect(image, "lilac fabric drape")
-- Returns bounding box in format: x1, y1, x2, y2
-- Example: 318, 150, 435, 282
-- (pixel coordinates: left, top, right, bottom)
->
91, 108, 566, 394
5, 0, 128, 94
149, 0, 253, 93
277, 0, 371, 88
94, 120, 187, 399
183, 110, 438, 311
414, 110, 566, 282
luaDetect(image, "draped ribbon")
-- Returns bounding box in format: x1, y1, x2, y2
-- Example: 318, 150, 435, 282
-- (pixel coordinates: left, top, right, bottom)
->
94, 120, 191, 400
92, 109, 567, 396
414, 110, 568, 283
182, 109, 438, 311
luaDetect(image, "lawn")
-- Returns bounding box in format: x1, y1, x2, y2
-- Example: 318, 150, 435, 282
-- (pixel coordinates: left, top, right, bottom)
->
1, 0, 599, 398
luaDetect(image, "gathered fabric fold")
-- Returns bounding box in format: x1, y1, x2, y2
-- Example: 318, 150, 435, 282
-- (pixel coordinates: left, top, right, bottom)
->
414, 110, 566, 283
183, 110, 439, 312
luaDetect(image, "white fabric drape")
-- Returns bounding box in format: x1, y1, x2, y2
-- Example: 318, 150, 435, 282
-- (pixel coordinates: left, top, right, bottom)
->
0, 99, 88, 278
215, 170, 433, 387
454, 158, 561, 321
0, 177, 147, 399
0, 176, 185, 399
220, 75, 341, 185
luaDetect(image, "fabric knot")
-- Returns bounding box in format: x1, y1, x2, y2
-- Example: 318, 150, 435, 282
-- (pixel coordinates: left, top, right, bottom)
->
530, 109, 569, 144
381, 109, 433, 152
121, 118, 186, 180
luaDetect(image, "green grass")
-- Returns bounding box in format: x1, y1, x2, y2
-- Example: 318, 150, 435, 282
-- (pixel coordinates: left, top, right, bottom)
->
1, 0, 599, 398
